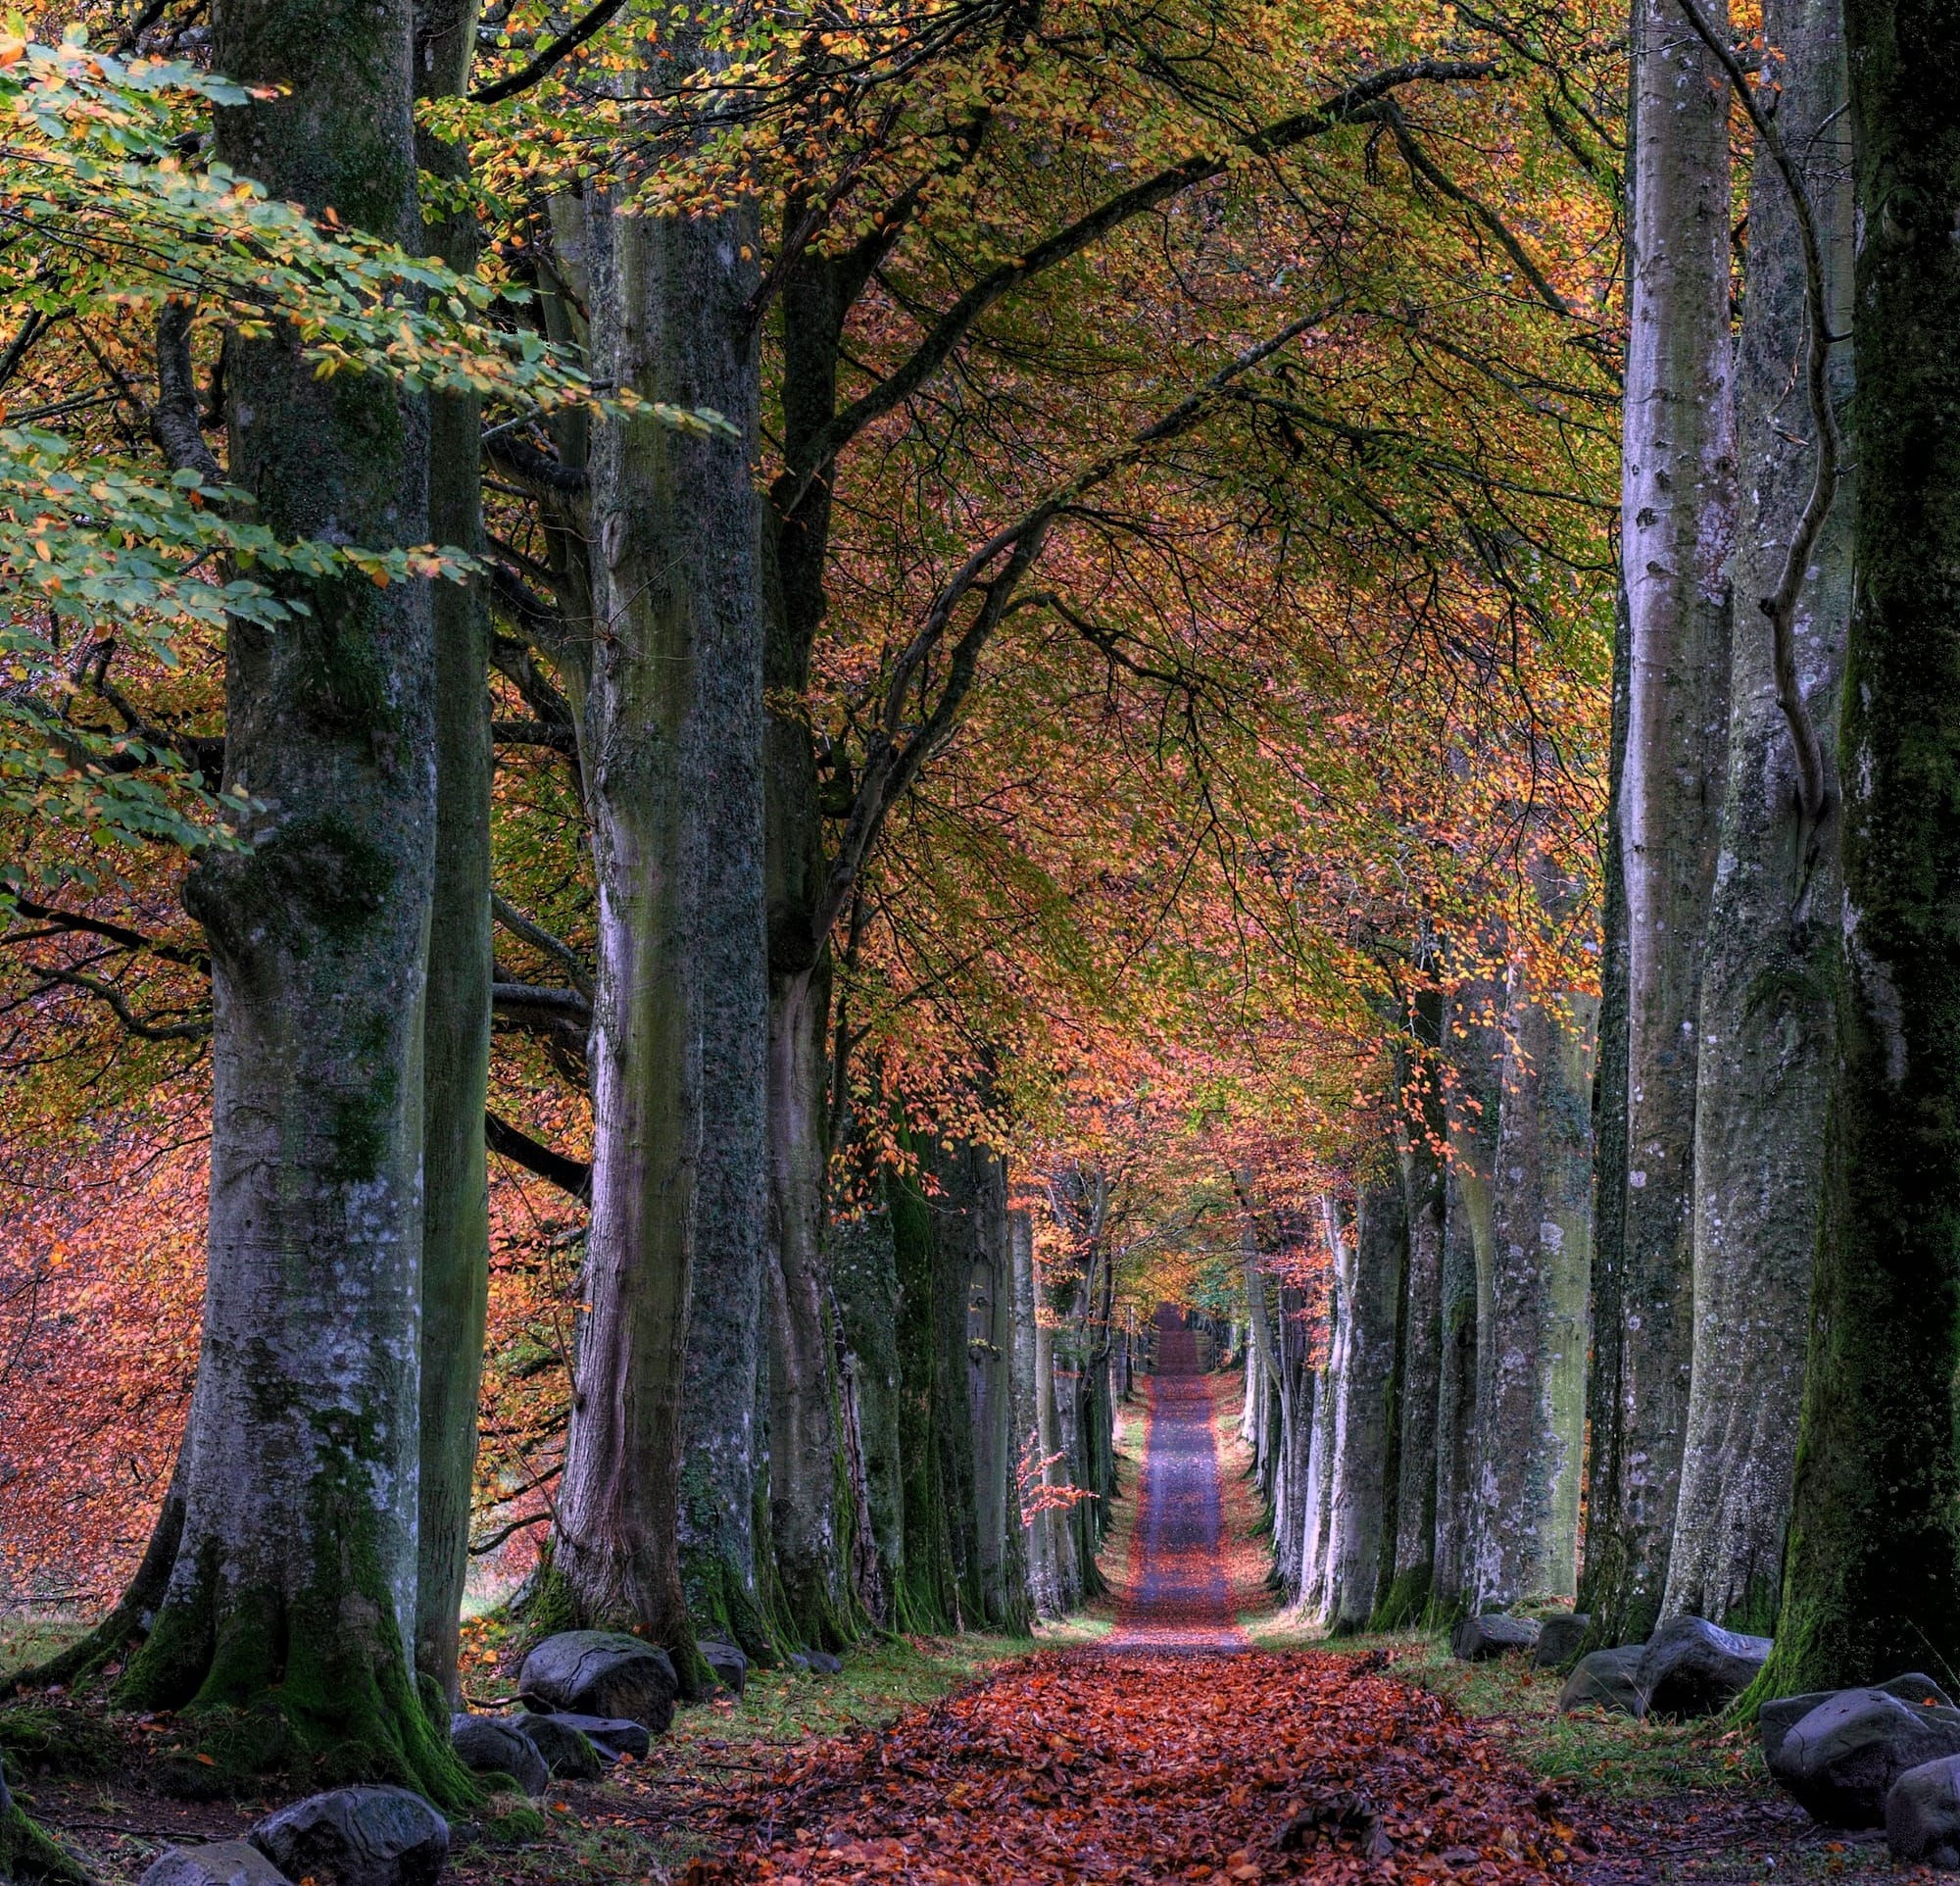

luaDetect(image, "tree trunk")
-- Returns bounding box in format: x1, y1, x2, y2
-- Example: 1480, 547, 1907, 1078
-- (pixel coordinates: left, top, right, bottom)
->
1301, 1201, 1347, 1618
1664, 0, 1853, 1632
411, 0, 492, 1709
1474, 942, 1597, 1610
964, 1151, 1025, 1628
1589, 0, 1737, 1644
831, 1201, 906, 1625
119, 0, 460, 1796
1759, 0, 1960, 1697
1008, 1207, 1062, 1618
553, 168, 764, 1682
1327, 1176, 1405, 1630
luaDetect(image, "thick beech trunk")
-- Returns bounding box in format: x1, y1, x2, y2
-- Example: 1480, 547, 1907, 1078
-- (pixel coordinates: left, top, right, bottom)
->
931, 1149, 985, 1624
1473, 953, 1596, 1610
1326, 1177, 1405, 1630
1300, 1201, 1346, 1616
1587, 0, 1737, 1644
1665, 0, 1852, 1631
831, 1202, 906, 1624
411, 0, 492, 1707
891, 1153, 956, 1629
1008, 1208, 1065, 1618
1760, 0, 1960, 1696
119, 0, 461, 1795
963, 1151, 1027, 1628
554, 172, 764, 1679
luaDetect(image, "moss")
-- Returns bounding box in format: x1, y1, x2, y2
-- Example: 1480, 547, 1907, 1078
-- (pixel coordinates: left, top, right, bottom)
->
0, 1710, 119, 1779
475, 1803, 550, 1844
0, 1800, 92, 1886
1370, 1563, 1433, 1632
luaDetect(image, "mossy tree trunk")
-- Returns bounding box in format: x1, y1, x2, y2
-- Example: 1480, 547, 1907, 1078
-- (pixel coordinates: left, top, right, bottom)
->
1759, 0, 1960, 1697
1473, 909, 1596, 1611
1326, 1174, 1405, 1631
1587, 0, 1737, 1645
118, 0, 466, 1799
553, 154, 765, 1684
1665, 0, 1853, 1632
831, 1200, 906, 1625
410, 0, 493, 1709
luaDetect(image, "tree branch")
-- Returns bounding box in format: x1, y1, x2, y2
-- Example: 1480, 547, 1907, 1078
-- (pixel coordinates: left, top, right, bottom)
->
485, 1109, 591, 1199
471, 0, 626, 104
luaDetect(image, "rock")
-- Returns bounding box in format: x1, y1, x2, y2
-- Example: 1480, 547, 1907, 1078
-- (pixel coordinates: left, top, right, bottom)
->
448, 1716, 548, 1797
1532, 1615, 1591, 1671
697, 1641, 747, 1697
1768, 1689, 1960, 1827
140, 1844, 295, 1886
1887, 1754, 1960, 1866
517, 1631, 678, 1734
1449, 1614, 1541, 1662
799, 1650, 843, 1677
1762, 1674, 1958, 1768
249, 1787, 448, 1886
1637, 1616, 1771, 1718
519, 1712, 649, 1763
1558, 1647, 1646, 1716
511, 1715, 603, 1781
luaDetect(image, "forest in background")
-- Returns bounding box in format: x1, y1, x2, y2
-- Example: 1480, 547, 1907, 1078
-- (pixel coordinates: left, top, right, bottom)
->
0, 0, 1955, 1861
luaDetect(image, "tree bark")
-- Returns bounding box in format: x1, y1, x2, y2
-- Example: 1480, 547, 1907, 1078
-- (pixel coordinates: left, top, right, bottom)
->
962, 1149, 1026, 1628
1301, 1200, 1347, 1618
553, 162, 764, 1682
1759, 0, 1960, 1697
831, 1200, 906, 1625
118, 0, 461, 1796
1474, 938, 1597, 1610
1664, 0, 1853, 1632
411, 0, 493, 1708
1589, 0, 1737, 1644
1326, 1176, 1405, 1630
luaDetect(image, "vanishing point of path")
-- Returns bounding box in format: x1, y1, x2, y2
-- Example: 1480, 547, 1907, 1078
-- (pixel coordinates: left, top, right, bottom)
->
694, 1311, 1582, 1883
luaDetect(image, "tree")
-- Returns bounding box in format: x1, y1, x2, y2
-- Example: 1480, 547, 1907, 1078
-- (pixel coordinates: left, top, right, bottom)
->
1759, 0, 1960, 1698
1583, 0, 1735, 1644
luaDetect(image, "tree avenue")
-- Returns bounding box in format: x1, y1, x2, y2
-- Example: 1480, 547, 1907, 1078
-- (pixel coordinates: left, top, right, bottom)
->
3, 0, 1960, 1875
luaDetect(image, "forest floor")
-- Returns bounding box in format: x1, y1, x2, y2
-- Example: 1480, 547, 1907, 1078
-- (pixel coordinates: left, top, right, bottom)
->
0, 1341, 1930, 1884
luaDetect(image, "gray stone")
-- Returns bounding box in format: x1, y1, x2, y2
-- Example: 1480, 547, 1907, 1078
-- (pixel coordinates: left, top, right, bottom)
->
697, 1640, 747, 1697
1887, 1754, 1960, 1866
1637, 1615, 1771, 1718
1768, 1688, 1960, 1827
140, 1843, 294, 1886
511, 1715, 603, 1781
448, 1715, 548, 1797
519, 1712, 649, 1762
799, 1650, 843, 1676
1450, 1613, 1541, 1662
1762, 1676, 1960, 1767
517, 1630, 678, 1734
1533, 1614, 1592, 1671
250, 1787, 448, 1886
1558, 1647, 1646, 1717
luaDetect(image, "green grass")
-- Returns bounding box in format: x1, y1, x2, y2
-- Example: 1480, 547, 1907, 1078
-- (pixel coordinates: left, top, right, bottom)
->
0, 1617, 85, 1680
1352, 1630, 1765, 1799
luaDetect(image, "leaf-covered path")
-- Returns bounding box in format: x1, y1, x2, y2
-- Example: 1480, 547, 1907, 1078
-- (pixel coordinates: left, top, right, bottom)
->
692, 1321, 1584, 1882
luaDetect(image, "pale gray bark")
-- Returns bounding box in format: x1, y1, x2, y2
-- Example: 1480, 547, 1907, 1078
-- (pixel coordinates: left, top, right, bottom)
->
1665, 0, 1852, 1630
555, 164, 765, 1672
1326, 1176, 1405, 1629
1008, 1207, 1063, 1618
1301, 1199, 1347, 1618
1590, 0, 1737, 1642
1473, 945, 1597, 1610
964, 1150, 1026, 1628
1388, 1083, 1445, 1613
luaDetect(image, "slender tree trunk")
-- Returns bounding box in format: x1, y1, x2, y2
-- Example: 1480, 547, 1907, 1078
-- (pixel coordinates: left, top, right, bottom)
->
932, 1148, 985, 1625
118, 0, 461, 1796
1589, 0, 1737, 1644
1474, 930, 1597, 1610
1302, 1201, 1347, 1618
1760, 0, 1960, 1697
965, 1151, 1024, 1628
1008, 1208, 1061, 1618
1327, 1176, 1405, 1630
830, 1200, 906, 1625
553, 162, 764, 1682
892, 1152, 955, 1629
411, 0, 492, 1708
1665, 0, 1853, 1631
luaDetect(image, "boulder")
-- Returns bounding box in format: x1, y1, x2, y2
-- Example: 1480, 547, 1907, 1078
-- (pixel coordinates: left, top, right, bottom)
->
1636, 1615, 1771, 1718
250, 1787, 448, 1886
1558, 1647, 1646, 1717
793, 1650, 843, 1677
512, 1715, 603, 1781
518, 1631, 678, 1734
1532, 1614, 1592, 1671
448, 1715, 548, 1797
1450, 1613, 1541, 1663
140, 1844, 294, 1886
697, 1641, 747, 1697
1887, 1754, 1960, 1866
519, 1712, 649, 1763
1768, 1688, 1960, 1827
1761, 1676, 1954, 1767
